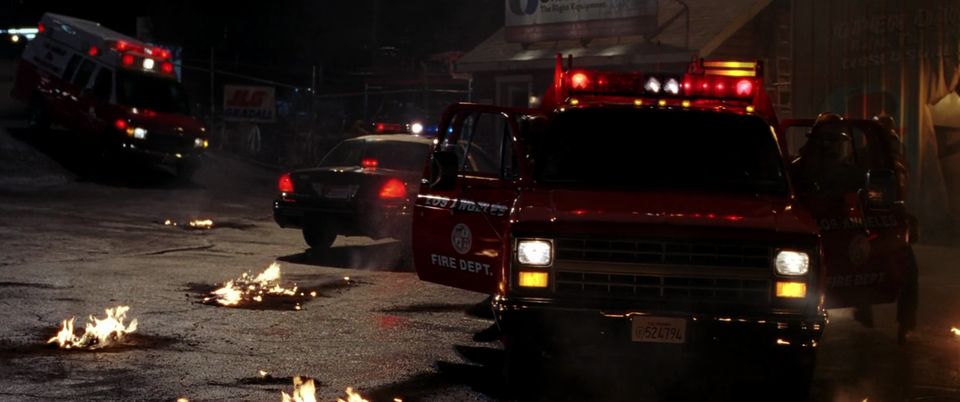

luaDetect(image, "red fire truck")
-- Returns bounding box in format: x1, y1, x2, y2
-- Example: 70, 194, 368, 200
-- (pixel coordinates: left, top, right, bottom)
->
11, 13, 207, 178
411, 56, 917, 397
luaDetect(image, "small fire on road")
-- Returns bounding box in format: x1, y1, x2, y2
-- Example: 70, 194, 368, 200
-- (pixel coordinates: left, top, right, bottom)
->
951, 327, 960, 336
282, 376, 317, 402
203, 262, 315, 310
48, 305, 138, 350
162, 218, 215, 230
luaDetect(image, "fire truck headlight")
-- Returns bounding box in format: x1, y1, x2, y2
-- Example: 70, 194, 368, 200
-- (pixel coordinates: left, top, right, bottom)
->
775, 250, 809, 276
517, 239, 552, 266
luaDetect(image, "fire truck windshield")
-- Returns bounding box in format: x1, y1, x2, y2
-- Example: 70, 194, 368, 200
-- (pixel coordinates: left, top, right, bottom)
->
116, 71, 190, 115
535, 108, 788, 195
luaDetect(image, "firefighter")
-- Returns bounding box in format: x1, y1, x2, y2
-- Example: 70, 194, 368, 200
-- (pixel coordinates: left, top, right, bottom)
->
790, 113, 864, 201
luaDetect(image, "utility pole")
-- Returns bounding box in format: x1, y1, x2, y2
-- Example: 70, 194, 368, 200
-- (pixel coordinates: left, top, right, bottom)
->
209, 46, 215, 118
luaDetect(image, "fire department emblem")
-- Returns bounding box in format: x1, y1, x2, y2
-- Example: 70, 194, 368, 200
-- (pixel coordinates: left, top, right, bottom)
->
848, 233, 871, 267
451, 223, 472, 255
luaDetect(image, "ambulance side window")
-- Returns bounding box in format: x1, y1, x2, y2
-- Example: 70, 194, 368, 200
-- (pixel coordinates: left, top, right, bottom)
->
92, 68, 113, 101
62, 55, 81, 81
72, 60, 96, 88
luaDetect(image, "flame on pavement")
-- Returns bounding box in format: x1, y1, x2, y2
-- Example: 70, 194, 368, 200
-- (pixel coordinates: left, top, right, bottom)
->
48, 306, 138, 349
188, 219, 214, 229
204, 262, 311, 308
281, 376, 317, 402
337, 387, 369, 402
951, 327, 960, 336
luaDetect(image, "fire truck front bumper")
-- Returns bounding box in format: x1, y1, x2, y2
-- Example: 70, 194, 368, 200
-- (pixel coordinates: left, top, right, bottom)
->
493, 297, 826, 356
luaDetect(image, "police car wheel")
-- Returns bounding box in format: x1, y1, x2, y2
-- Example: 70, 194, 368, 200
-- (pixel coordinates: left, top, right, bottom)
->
303, 226, 336, 250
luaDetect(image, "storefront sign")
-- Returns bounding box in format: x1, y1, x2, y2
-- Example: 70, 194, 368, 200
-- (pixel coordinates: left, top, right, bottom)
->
223, 85, 276, 123
505, 0, 658, 43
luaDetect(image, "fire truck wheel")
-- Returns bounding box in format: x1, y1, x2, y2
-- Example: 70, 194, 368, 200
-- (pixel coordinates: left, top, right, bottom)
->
303, 226, 337, 250
897, 247, 919, 345
761, 349, 815, 402
27, 96, 50, 131
503, 337, 548, 402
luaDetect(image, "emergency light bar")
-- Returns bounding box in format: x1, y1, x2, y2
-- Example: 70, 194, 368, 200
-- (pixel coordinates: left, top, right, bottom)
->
550, 54, 764, 109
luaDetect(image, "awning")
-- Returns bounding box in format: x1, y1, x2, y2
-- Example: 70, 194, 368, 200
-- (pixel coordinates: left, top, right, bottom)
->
458, 0, 772, 73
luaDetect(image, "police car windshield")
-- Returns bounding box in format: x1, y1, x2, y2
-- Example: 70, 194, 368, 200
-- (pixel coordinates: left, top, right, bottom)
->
536, 109, 787, 195
116, 71, 189, 115
319, 139, 430, 171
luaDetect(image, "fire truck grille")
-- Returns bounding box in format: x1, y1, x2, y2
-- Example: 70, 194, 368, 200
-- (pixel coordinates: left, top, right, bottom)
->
145, 133, 193, 154
555, 238, 771, 268
551, 238, 774, 304
555, 271, 771, 303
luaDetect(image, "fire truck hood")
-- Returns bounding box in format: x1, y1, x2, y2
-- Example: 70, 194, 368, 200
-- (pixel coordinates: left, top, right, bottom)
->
513, 189, 817, 235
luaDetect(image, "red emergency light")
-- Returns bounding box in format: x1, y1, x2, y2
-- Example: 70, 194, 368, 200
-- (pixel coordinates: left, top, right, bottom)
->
374, 122, 406, 133
361, 158, 379, 169
37, 23, 45, 34
161, 61, 174, 74
88, 46, 99, 57
121, 54, 135, 66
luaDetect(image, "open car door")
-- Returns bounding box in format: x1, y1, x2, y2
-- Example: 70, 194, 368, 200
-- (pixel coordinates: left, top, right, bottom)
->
412, 104, 530, 294
781, 118, 914, 309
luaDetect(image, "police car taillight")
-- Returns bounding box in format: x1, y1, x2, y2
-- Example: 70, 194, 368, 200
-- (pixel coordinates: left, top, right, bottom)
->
278, 172, 294, 194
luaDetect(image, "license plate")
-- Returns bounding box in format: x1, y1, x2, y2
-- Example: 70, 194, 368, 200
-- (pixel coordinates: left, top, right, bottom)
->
324, 185, 357, 200
631, 316, 686, 344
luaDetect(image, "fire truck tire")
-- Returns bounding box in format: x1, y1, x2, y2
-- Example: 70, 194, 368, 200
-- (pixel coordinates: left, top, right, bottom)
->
762, 349, 815, 402
897, 247, 919, 345
503, 338, 548, 402
303, 226, 336, 250
27, 96, 50, 131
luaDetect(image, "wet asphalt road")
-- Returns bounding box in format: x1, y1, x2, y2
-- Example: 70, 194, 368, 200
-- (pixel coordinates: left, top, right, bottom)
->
1, 117, 960, 402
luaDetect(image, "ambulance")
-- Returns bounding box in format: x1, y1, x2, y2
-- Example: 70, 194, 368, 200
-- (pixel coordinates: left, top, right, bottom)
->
12, 13, 207, 178
411, 56, 917, 399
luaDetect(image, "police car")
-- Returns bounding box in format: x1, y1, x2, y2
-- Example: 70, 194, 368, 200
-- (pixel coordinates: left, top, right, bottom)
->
11, 13, 206, 178
273, 133, 433, 250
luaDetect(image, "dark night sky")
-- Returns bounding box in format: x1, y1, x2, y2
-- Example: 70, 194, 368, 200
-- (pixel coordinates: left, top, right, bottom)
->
2, 1, 504, 84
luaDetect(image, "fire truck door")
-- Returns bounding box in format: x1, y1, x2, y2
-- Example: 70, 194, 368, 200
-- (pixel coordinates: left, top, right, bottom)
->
413, 105, 523, 294
787, 119, 910, 308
